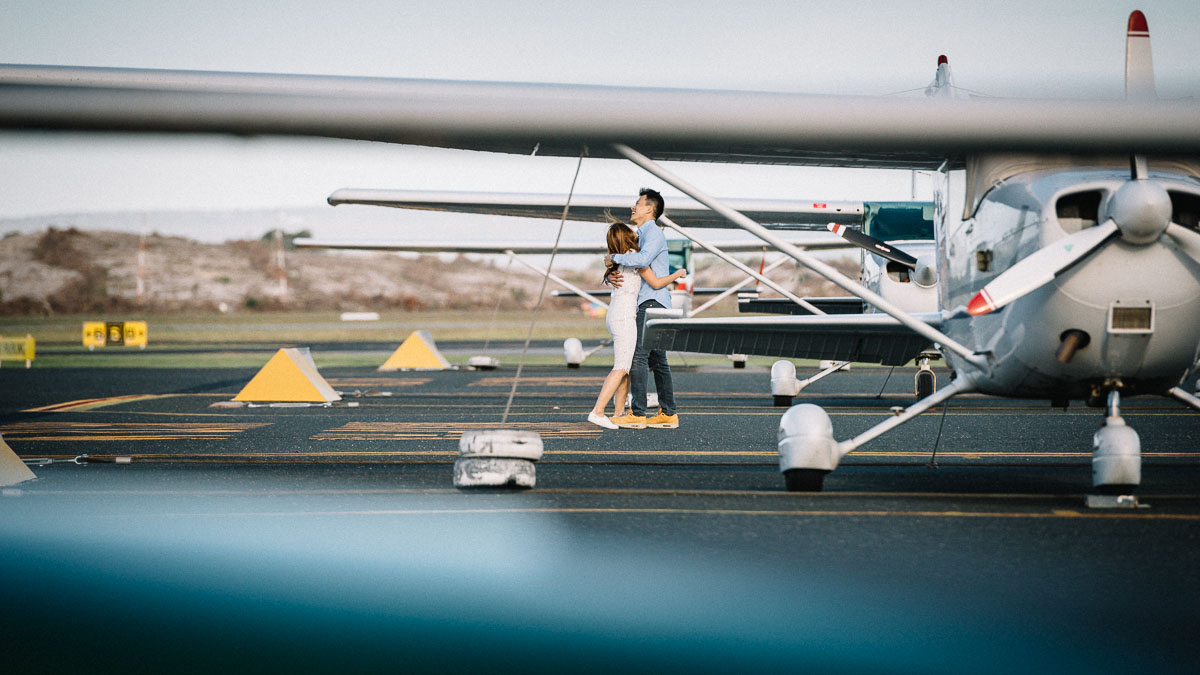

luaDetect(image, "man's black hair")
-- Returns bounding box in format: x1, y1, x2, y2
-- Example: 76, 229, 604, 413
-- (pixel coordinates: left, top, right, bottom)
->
639, 187, 665, 220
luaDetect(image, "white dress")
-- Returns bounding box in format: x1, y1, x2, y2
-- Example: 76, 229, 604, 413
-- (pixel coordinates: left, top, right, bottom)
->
606, 265, 642, 372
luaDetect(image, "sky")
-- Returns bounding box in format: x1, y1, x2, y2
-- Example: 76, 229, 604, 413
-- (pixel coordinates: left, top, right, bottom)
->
1, 0, 1199, 234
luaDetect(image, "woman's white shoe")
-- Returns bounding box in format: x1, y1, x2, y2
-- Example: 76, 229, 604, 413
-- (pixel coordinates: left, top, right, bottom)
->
587, 412, 619, 430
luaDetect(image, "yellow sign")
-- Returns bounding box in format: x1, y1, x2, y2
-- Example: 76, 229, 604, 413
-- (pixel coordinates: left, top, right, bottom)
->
82, 321, 148, 350
0, 335, 35, 368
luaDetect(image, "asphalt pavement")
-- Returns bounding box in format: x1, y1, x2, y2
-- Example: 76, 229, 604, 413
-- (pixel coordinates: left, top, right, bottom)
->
1, 362, 1198, 674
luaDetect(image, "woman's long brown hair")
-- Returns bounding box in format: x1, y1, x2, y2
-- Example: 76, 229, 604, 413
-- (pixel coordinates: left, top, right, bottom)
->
604, 221, 639, 283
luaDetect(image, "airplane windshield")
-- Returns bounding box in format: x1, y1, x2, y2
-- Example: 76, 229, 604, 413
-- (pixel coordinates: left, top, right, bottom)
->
863, 202, 935, 241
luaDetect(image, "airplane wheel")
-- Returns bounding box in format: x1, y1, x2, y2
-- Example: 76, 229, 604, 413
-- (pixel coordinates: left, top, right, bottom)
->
916, 371, 935, 399
733, 360, 746, 369
567, 363, 581, 369
773, 395, 793, 407
1096, 484, 1139, 496
783, 468, 827, 492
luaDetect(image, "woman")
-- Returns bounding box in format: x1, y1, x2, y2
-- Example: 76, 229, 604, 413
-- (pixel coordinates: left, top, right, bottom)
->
587, 221, 686, 429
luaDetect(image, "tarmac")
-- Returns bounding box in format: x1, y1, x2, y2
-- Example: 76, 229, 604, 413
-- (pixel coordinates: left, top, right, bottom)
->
2, 361, 1199, 673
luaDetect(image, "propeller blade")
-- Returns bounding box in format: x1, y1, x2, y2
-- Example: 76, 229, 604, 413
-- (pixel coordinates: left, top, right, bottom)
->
967, 220, 1119, 316
826, 223, 919, 269
1166, 223, 1200, 258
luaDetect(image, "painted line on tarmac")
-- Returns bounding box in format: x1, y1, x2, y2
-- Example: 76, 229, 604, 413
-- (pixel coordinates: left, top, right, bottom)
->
18, 449, 1199, 461
75, 506, 1200, 522
312, 421, 604, 441
326, 378, 432, 387
1, 421, 271, 441
23, 393, 228, 413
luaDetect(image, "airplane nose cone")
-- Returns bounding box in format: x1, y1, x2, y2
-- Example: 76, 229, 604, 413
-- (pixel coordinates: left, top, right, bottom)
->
1108, 179, 1171, 244
912, 254, 938, 288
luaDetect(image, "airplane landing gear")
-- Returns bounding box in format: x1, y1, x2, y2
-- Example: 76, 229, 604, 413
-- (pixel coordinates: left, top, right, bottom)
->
1091, 389, 1141, 494
778, 377, 975, 492
914, 351, 940, 399
770, 359, 850, 407
783, 468, 827, 492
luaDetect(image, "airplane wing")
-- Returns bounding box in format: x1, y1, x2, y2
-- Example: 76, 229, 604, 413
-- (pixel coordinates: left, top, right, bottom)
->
644, 313, 939, 365
3, 65, 1199, 167
327, 190, 864, 228
294, 233, 850, 253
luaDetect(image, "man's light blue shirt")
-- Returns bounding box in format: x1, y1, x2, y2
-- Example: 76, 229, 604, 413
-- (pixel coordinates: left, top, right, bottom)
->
612, 220, 672, 309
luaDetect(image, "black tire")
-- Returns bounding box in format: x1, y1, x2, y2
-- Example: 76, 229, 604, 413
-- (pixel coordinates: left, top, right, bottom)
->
783, 468, 827, 492
733, 360, 746, 369
773, 395, 793, 407
916, 371, 935, 399
567, 363, 581, 369
1096, 484, 1139, 496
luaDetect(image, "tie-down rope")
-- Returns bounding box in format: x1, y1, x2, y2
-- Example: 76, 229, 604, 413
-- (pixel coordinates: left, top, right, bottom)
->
499, 148, 587, 426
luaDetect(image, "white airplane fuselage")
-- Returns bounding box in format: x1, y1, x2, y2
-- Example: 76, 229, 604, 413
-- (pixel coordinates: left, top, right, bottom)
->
937, 163, 1200, 399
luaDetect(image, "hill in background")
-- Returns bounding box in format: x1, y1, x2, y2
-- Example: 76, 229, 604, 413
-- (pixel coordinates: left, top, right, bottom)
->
0, 227, 856, 316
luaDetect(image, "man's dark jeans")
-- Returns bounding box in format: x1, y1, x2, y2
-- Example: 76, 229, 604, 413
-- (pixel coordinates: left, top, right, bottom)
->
630, 299, 676, 417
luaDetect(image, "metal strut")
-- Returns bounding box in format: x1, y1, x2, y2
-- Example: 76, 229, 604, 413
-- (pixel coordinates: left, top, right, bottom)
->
687, 256, 790, 317
612, 142, 989, 373
659, 216, 825, 315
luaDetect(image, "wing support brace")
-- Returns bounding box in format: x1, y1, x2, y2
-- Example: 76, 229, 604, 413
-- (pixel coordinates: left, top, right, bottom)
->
688, 257, 790, 317
658, 216, 825, 316
1166, 386, 1200, 412
504, 250, 609, 310
839, 376, 975, 455
613, 142, 989, 373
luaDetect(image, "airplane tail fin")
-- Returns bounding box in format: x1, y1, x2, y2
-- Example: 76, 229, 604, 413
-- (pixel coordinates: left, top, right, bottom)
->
923, 55, 958, 99
1125, 10, 1156, 100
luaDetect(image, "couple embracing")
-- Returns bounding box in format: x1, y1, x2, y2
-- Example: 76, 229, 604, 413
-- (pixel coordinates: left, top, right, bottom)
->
587, 188, 684, 431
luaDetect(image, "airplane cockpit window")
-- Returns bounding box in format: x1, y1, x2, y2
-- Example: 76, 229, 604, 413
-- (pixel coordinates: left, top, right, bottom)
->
1055, 190, 1103, 233
1168, 191, 1200, 231
863, 203, 935, 241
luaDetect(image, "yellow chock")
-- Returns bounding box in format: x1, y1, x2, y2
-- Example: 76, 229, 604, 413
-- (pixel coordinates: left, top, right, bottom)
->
0, 433, 36, 487
379, 330, 452, 371
234, 348, 341, 403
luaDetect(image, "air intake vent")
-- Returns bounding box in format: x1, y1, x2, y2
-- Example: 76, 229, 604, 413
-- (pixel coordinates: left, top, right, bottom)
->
1108, 303, 1154, 333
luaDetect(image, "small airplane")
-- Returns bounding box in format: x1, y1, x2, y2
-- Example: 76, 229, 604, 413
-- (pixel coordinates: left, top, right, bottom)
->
2, 10, 1197, 496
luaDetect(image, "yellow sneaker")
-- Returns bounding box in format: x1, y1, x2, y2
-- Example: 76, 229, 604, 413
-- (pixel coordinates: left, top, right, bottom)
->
646, 410, 679, 429
611, 413, 647, 429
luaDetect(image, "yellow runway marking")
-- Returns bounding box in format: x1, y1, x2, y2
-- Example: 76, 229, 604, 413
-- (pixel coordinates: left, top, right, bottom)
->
89, 507, 1200, 522
326, 378, 432, 388
470, 376, 607, 387
1, 421, 272, 441
24, 393, 228, 413
312, 421, 602, 441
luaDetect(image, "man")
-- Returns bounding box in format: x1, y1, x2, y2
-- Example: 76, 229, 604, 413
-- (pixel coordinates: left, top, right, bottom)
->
603, 188, 679, 429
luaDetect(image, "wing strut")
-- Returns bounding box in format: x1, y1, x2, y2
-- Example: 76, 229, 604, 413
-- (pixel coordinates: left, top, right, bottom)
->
687, 257, 790, 317
658, 216, 825, 316
504, 250, 609, 310
612, 143, 988, 372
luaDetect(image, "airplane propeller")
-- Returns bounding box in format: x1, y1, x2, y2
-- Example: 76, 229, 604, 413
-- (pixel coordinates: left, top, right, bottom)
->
826, 223, 919, 268
967, 162, 1197, 316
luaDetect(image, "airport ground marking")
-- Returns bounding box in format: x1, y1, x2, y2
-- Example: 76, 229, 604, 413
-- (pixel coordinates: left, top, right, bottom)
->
74, 506, 1200, 522
311, 421, 604, 441
0, 421, 272, 441
326, 377, 432, 388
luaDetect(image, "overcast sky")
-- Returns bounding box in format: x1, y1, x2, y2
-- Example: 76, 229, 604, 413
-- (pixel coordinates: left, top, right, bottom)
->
2, 0, 1198, 222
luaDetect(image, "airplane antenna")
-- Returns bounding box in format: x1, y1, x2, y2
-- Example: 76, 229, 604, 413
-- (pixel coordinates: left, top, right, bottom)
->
499, 148, 588, 426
